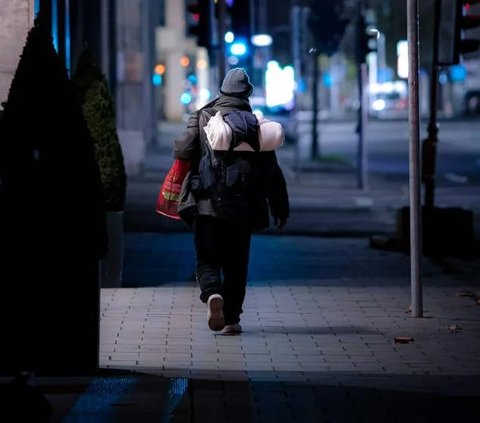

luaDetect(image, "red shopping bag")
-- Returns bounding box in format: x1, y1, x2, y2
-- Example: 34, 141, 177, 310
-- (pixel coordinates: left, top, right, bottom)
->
155, 159, 191, 220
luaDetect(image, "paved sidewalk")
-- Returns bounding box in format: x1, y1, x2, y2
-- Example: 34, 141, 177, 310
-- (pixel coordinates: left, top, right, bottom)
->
3, 234, 477, 421
96, 234, 480, 422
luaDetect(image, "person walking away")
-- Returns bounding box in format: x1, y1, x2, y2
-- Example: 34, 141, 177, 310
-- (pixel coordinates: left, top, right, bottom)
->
172, 68, 289, 334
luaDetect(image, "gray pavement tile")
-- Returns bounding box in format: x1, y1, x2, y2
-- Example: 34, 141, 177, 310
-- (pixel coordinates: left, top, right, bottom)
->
347, 355, 379, 364
216, 346, 243, 354
218, 362, 248, 371
327, 363, 359, 372
297, 354, 325, 367
241, 347, 270, 354
217, 353, 245, 363
95, 232, 480, 422
272, 363, 303, 371
321, 354, 352, 363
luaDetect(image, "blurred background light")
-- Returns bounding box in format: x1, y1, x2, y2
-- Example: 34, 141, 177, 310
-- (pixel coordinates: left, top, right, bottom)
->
152, 74, 162, 86
196, 59, 207, 70
180, 56, 190, 67
199, 88, 211, 101
397, 40, 408, 79
225, 31, 235, 43
251, 34, 272, 47
228, 56, 240, 65
230, 41, 247, 56
154, 64, 165, 75
180, 92, 192, 104
265, 61, 295, 108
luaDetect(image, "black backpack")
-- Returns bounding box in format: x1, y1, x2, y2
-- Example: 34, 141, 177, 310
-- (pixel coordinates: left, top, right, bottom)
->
193, 107, 264, 223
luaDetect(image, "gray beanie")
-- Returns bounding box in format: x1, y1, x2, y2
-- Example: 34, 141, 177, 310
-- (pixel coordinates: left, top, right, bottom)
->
220, 68, 254, 98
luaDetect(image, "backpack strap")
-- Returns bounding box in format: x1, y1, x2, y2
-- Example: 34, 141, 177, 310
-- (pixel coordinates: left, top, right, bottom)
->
198, 107, 217, 152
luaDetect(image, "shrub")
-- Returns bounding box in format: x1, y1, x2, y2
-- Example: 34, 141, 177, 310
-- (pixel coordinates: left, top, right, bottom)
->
0, 18, 106, 375
72, 49, 127, 212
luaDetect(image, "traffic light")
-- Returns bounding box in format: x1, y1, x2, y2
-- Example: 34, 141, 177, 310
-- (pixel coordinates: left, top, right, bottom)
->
152, 63, 165, 86
357, 15, 378, 63
453, 0, 480, 63
186, 0, 212, 48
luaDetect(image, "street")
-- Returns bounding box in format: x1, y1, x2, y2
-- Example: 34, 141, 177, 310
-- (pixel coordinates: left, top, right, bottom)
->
127, 117, 480, 237
293, 117, 480, 182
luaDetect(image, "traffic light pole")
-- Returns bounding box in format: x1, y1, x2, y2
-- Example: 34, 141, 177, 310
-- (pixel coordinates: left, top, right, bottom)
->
291, 5, 303, 177
407, 0, 423, 318
422, 0, 441, 209
356, 61, 368, 190
217, 0, 227, 83
310, 48, 320, 159
355, 2, 368, 191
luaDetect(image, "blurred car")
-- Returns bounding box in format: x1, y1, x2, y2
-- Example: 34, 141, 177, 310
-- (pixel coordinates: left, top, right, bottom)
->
369, 91, 408, 119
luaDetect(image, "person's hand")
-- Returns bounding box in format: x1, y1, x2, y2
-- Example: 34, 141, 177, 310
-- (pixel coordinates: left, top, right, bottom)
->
273, 216, 287, 229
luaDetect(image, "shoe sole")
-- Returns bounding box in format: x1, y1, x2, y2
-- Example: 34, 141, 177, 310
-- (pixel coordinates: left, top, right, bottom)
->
220, 327, 242, 336
207, 296, 225, 331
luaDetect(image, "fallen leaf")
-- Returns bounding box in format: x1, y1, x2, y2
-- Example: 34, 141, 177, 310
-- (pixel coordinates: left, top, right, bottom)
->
446, 324, 462, 333
394, 336, 415, 344
456, 291, 475, 298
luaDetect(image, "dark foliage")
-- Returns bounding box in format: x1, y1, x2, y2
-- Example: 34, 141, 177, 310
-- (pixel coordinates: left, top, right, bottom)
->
72, 48, 127, 212
0, 18, 107, 375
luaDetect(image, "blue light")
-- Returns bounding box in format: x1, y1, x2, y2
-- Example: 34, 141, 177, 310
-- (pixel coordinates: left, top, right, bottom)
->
153, 74, 163, 86
168, 378, 188, 396
378, 68, 393, 83
65, 0, 71, 73
322, 72, 332, 87
230, 41, 247, 56
187, 74, 197, 84
51, 0, 59, 52
438, 72, 448, 85
450, 65, 467, 82
65, 377, 138, 419
297, 78, 306, 93
34, 0, 40, 16
180, 92, 192, 104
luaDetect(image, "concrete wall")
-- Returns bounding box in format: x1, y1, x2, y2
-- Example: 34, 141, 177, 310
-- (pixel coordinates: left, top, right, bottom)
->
0, 0, 34, 107
116, 0, 146, 175
156, 0, 188, 122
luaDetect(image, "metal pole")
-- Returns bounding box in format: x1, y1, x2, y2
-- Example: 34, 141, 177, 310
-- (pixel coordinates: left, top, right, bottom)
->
422, 0, 441, 209
142, 0, 155, 147
357, 62, 368, 190
310, 48, 319, 159
407, 0, 423, 318
217, 0, 227, 83
292, 5, 302, 177
108, 0, 116, 97
100, 0, 109, 76
356, 3, 368, 190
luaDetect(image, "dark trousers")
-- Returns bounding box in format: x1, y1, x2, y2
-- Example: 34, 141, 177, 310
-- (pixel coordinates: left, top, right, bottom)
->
193, 216, 251, 325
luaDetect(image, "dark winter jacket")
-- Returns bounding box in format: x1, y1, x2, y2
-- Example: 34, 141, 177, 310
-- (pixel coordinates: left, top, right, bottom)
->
173, 95, 289, 231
